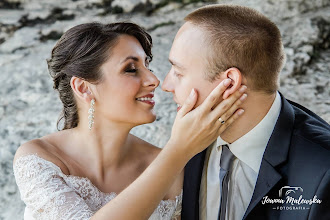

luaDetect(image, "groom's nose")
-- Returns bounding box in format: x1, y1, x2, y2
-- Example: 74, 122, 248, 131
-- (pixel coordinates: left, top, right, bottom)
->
161, 72, 174, 93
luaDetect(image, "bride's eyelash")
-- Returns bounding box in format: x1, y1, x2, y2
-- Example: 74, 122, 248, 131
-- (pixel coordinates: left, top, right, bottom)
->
124, 63, 138, 73
125, 68, 138, 73
124, 64, 153, 74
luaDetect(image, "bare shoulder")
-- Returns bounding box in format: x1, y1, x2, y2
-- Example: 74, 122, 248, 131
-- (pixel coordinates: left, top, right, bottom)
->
14, 135, 69, 175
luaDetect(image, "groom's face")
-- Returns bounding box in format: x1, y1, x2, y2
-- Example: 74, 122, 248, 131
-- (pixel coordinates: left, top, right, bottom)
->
162, 22, 225, 110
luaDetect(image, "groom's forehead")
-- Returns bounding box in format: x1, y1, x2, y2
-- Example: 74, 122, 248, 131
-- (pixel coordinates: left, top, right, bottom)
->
170, 23, 209, 58
175, 22, 205, 42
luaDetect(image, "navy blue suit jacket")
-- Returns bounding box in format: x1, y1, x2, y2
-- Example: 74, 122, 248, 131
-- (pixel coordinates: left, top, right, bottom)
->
181, 94, 330, 220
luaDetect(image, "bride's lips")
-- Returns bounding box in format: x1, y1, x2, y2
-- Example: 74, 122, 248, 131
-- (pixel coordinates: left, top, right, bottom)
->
136, 93, 155, 106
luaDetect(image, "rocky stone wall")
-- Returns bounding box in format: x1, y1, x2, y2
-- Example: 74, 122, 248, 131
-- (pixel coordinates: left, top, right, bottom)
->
0, 0, 329, 219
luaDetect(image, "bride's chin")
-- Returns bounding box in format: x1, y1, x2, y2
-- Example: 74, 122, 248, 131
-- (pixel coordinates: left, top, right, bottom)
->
136, 114, 157, 125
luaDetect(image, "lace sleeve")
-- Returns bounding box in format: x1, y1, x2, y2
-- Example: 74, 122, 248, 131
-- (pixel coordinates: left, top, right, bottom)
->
171, 191, 182, 220
13, 155, 94, 220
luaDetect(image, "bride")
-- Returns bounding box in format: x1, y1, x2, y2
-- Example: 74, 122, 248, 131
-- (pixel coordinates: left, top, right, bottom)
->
13, 22, 246, 220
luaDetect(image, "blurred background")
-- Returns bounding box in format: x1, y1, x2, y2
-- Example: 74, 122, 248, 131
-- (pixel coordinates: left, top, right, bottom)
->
0, 0, 329, 219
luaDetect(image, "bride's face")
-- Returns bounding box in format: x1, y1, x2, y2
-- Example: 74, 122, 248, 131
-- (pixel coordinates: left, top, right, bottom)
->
92, 35, 159, 126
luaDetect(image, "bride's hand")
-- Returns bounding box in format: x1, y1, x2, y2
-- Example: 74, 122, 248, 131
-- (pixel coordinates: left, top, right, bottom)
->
169, 79, 247, 159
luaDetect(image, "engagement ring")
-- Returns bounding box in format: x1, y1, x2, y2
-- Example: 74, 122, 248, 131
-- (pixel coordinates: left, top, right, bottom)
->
218, 117, 225, 124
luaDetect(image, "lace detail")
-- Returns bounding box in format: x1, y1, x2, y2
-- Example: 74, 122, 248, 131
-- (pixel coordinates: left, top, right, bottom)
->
152, 192, 182, 220
14, 154, 182, 220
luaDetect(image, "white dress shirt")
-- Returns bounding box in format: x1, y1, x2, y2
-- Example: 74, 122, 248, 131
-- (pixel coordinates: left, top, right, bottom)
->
200, 92, 281, 220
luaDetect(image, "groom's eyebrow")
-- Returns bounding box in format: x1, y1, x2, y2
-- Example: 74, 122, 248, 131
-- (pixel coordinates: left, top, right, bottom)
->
169, 58, 185, 70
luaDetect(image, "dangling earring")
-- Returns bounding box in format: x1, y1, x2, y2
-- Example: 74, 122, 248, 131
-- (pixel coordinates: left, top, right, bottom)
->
88, 99, 95, 130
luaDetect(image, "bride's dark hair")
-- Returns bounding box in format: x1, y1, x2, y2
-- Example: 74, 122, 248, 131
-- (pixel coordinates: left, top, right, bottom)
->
47, 22, 153, 130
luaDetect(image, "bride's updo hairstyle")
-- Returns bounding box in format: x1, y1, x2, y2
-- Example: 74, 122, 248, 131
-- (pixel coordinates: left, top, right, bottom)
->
47, 22, 152, 130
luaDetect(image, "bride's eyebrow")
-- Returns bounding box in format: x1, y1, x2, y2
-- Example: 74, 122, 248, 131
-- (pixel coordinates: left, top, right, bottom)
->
120, 55, 148, 65
121, 56, 139, 64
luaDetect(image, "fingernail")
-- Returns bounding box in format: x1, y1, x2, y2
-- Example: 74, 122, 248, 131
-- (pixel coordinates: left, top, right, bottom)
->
189, 88, 195, 98
223, 79, 231, 87
240, 93, 247, 101
238, 109, 244, 115
239, 85, 247, 93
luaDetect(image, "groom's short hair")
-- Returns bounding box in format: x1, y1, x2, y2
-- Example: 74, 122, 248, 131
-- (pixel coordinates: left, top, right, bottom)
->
185, 5, 285, 93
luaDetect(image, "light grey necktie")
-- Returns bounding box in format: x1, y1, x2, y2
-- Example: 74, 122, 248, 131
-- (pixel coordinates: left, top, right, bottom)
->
218, 144, 235, 220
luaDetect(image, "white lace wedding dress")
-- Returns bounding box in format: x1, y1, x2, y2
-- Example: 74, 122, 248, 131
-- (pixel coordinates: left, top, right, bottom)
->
13, 154, 182, 220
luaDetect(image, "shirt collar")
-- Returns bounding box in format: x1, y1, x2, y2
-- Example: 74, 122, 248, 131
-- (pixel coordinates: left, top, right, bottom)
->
216, 91, 282, 173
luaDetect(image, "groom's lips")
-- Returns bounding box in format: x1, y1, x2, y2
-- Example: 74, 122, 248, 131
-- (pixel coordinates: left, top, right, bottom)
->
174, 98, 182, 112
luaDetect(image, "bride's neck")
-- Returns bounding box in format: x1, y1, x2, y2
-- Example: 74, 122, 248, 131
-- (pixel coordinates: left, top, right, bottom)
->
71, 122, 133, 171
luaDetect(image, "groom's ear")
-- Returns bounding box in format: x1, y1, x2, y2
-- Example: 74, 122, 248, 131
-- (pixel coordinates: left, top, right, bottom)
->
222, 67, 242, 99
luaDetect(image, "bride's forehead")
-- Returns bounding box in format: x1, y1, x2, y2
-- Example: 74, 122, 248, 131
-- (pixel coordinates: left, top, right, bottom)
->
110, 36, 146, 60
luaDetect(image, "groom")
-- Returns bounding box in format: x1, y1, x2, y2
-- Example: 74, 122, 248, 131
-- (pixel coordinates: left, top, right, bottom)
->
162, 4, 330, 220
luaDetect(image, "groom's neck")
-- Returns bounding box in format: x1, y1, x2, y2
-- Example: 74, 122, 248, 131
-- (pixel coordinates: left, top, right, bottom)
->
220, 91, 276, 144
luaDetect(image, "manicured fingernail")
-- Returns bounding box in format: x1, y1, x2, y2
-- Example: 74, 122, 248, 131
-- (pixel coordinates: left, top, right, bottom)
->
238, 109, 244, 115
239, 85, 247, 93
223, 79, 231, 87
240, 93, 247, 101
189, 88, 195, 98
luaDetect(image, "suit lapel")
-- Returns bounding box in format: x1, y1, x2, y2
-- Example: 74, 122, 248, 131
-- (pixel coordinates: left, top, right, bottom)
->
243, 159, 282, 219
182, 149, 207, 220
243, 94, 295, 218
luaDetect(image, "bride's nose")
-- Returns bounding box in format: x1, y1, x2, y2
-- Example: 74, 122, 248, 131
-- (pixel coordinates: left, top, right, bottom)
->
142, 69, 160, 89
